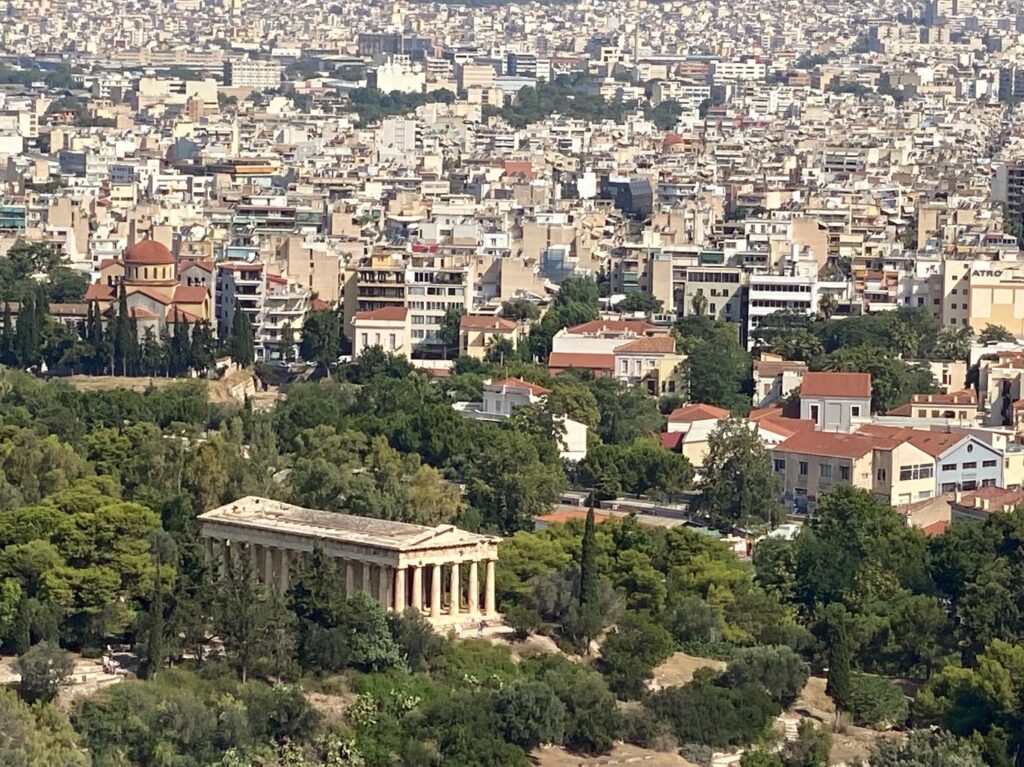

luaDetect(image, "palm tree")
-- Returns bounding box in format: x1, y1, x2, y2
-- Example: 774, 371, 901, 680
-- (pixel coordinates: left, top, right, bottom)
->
691, 293, 708, 317
818, 292, 839, 321
888, 320, 920, 359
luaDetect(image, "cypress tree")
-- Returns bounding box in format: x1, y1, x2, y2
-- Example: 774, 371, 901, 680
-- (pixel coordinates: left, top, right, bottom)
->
0, 301, 12, 366
579, 505, 598, 608
825, 611, 853, 720
227, 303, 255, 368
13, 293, 37, 367
114, 283, 134, 376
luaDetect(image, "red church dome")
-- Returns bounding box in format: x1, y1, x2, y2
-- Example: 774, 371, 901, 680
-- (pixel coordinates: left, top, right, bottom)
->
124, 240, 175, 265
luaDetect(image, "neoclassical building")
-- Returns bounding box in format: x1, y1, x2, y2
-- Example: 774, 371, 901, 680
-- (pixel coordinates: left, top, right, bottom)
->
198, 497, 501, 627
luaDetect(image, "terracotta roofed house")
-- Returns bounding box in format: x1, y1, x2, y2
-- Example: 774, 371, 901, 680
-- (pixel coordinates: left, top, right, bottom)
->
799, 371, 872, 432
663, 403, 731, 467
459, 314, 523, 360
352, 307, 411, 360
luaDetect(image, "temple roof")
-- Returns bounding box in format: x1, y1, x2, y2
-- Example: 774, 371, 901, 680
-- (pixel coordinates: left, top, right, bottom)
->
199, 496, 499, 552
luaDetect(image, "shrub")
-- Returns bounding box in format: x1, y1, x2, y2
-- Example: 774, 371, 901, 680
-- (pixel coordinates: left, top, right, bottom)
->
720, 645, 809, 708
846, 673, 908, 729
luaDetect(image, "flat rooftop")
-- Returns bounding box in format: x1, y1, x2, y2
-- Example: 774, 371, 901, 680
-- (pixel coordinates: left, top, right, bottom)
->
199, 496, 497, 551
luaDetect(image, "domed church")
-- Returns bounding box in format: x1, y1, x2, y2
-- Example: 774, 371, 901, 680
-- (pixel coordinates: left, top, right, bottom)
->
85, 239, 214, 336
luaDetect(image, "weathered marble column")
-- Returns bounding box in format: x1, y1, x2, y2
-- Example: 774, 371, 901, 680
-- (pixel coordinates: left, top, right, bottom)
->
484, 559, 496, 617
220, 540, 229, 577
394, 567, 407, 612
468, 560, 479, 615
263, 546, 275, 585
430, 563, 442, 620
449, 562, 460, 617
362, 562, 371, 595
278, 549, 290, 592
411, 565, 423, 611
377, 565, 391, 608
344, 561, 355, 597
203, 537, 214, 566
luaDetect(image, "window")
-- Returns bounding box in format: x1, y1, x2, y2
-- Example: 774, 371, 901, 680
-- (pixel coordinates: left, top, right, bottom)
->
899, 464, 934, 481
773, 459, 786, 472
810, 404, 819, 422
389, 333, 397, 350
851, 405, 861, 417
941, 482, 957, 492
983, 459, 997, 468
360, 333, 368, 348
982, 478, 996, 487
962, 462, 977, 470
799, 461, 808, 476
840, 466, 850, 481
820, 464, 832, 478
941, 463, 956, 471
877, 468, 887, 481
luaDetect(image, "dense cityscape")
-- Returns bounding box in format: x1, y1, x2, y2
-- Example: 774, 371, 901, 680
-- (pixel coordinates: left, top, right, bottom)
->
3, 0, 1024, 764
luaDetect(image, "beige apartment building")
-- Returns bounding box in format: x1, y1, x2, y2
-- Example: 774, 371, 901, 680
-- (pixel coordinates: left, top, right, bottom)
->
967, 263, 1024, 336
773, 430, 938, 512
276, 235, 343, 305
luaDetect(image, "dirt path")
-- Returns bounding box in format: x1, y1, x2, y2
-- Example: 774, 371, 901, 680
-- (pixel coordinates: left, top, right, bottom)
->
649, 651, 727, 691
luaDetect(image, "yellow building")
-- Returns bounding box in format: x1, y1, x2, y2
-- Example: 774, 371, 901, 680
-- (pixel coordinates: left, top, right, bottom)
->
459, 315, 524, 360
967, 263, 1024, 336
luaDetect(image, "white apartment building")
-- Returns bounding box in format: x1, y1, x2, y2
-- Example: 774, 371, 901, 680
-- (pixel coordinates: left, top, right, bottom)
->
746, 272, 848, 347
217, 262, 310, 361
223, 59, 283, 90
406, 269, 474, 345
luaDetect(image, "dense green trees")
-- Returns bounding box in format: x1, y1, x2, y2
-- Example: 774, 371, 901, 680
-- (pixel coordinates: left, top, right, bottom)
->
579, 439, 694, 499
297, 310, 342, 371
699, 419, 782, 529
485, 81, 636, 128
675, 316, 752, 413
752, 308, 944, 412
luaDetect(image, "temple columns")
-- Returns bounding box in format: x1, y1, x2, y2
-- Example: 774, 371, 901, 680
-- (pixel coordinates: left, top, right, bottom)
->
484, 559, 496, 617
449, 562, 461, 616
468, 560, 479, 616
430, 563, 442, 620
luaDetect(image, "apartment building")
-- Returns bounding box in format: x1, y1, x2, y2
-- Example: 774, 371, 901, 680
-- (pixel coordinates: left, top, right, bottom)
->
216, 261, 310, 361
223, 59, 283, 89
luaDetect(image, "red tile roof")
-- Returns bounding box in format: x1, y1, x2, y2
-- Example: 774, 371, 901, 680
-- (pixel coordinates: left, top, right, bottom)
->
953, 486, 1024, 514
921, 520, 949, 537
460, 314, 518, 332
856, 424, 966, 457
756, 416, 816, 439
128, 307, 158, 320
800, 371, 871, 399
661, 432, 685, 451
614, 336, 677, 354
85, 284, 115, 302
667, 403, 731, 423
172, 285, 210, 303
548, 352, 615, 372
565, 319, 658, 336
353, 307, 408, 322
909, 389, 977, 406
774, 430, 886, 459
128, 286, 173, 305
487, 377, 551, 396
